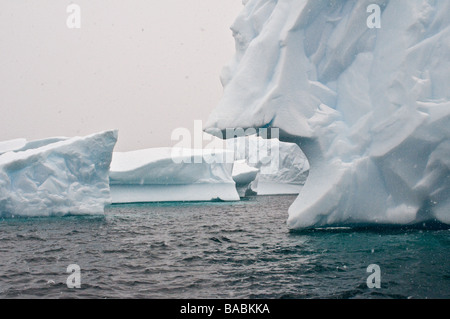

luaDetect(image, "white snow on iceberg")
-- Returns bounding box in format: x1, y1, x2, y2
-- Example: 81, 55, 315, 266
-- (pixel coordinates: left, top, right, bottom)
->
0, 131, 118, 217
109, 148, 240, 203
0, 137, 69, 156
206, 0, 450, 229
16, 137, 68, 152
0, 139, 27, 155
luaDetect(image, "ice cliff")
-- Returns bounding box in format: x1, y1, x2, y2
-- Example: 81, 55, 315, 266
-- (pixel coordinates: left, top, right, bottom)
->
205, 0, 450, 228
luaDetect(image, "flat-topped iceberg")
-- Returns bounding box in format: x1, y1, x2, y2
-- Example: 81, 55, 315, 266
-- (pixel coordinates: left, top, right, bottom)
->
206, 0, 450, 228
109, 148, 240, 203
0, 131, 118, 217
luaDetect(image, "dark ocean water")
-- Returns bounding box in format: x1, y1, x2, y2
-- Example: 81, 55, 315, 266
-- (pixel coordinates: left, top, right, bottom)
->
0, 195, 449, 299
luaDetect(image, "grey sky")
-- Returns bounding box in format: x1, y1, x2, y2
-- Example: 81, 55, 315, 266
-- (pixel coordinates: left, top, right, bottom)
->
0, 0, 243, 151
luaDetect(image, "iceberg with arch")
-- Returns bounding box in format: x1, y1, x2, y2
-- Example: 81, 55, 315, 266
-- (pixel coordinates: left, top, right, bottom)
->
205, 0, 450, 229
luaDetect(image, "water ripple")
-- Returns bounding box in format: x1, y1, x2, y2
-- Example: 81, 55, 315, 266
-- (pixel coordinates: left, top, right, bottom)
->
0, 195, 449, 298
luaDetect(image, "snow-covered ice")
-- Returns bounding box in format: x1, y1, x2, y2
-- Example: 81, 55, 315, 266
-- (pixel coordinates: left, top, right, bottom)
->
0, 139, 27, 155
0, 137, 69, 156
16, 137, 68, 152
109, 148, 240, 203
206, 0, 450, 229
0, 131, 118, 217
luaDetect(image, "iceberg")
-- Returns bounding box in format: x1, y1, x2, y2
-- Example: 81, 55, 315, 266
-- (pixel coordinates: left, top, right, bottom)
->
109, 148, 240, 203
0, 131, 118, 217
206, 0, 450, 228
232, 159, 259, 197
227, 135, 309, 195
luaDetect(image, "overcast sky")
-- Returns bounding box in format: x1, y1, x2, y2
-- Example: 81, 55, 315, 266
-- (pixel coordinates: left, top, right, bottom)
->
0, 0, 243, 151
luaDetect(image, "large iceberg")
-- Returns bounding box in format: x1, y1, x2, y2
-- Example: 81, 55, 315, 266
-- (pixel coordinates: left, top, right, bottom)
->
109, 148, 240, 203
0, 131, 118, 217
206, 0, 450, 228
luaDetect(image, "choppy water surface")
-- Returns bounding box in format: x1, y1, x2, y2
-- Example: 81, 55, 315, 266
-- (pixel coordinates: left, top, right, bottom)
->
0, 195, 449, 299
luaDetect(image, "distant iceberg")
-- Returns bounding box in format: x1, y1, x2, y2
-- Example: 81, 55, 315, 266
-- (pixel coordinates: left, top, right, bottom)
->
226, 135, 309, 195
109, 133, 307, 202
0, 131, 118, 217
232, 159, 259, 197
206, 0, 450, 229
109, 148, 240, 203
